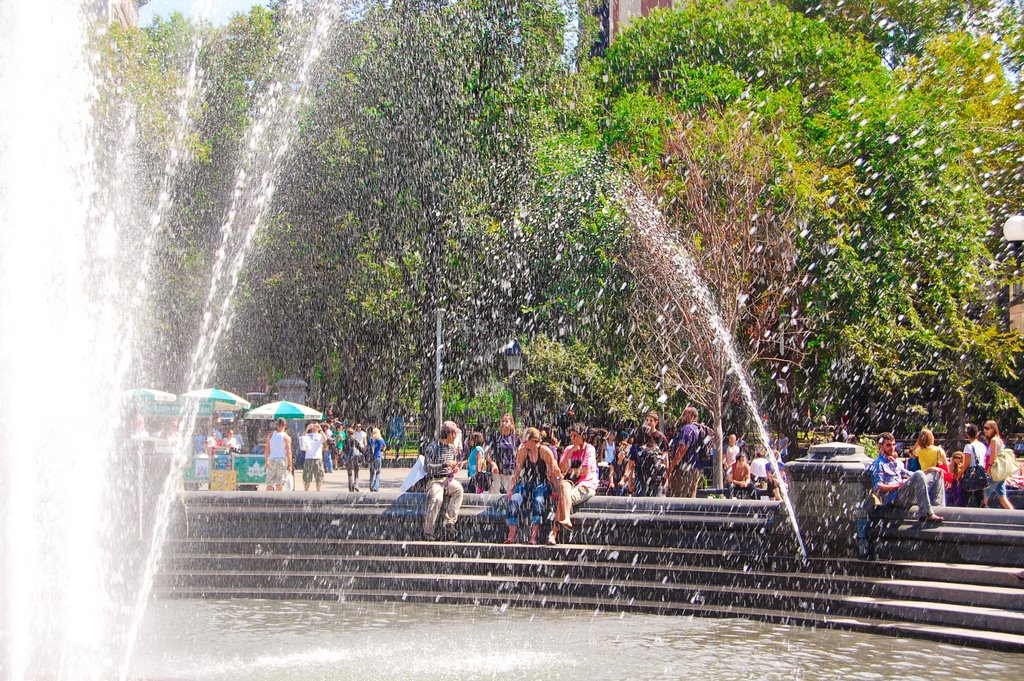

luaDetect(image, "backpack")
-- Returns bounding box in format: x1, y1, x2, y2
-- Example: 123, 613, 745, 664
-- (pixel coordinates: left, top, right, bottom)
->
636, 446, 666, 490
990, 448, 1021, 482
689, 423, 714, 463
961, 465, 989, 492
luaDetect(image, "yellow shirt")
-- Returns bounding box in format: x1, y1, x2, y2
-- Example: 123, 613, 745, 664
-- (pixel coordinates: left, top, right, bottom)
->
915, 445, 945, 471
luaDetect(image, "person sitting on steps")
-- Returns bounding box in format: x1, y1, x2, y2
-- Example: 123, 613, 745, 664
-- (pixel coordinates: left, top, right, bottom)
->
504, 427, 560, 545
727, 452, 755, 499
423, 421, 464, 541
870, 432, 944, 523
549, 423, 598, 545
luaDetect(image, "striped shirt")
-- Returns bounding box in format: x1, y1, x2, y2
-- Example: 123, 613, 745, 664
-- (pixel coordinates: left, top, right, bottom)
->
425, 442, 456, 479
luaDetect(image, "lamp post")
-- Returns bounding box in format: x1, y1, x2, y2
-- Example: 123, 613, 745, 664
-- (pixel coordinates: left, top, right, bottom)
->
1005, 216, 1024, 334
503, 339, 523, 421
435, 308, 445, 439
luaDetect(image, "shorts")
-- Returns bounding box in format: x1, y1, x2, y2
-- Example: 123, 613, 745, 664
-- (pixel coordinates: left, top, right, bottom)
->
303, 458, 325, 484
267, 458, 288, 486
568, 484, 596, 508
986, 478, 1007, 500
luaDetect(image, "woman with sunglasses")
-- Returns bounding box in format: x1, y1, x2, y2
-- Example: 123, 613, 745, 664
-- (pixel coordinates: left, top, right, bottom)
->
505, 427, 560, 544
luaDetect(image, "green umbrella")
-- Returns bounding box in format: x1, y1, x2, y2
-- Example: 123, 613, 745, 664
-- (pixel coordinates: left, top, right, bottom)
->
180, 387, 252, 411
244, 400, 323, 421
122, 388, 177, 402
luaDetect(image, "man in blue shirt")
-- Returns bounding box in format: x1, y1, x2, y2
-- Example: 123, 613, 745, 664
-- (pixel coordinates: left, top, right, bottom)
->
871, 432, 944, 522
667, 406, 702, 497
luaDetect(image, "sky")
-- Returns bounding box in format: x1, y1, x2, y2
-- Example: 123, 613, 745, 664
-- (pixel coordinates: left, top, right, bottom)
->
139, 0, 270, 26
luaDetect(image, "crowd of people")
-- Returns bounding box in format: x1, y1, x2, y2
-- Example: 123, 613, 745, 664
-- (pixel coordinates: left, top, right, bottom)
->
420, 408, 788, 545
870, 421, 1019, 521
135, 405, 1021, 541
260, 418, 388, 493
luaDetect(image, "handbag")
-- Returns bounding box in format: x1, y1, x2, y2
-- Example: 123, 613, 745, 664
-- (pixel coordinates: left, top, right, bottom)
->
961, 464, 988, 492
990, 448, 1021, 482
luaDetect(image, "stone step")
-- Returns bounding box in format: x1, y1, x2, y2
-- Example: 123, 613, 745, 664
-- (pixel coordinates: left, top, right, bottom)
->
164, 537, 1024, 590
157, 567, 1024, 637
151, 569, 1024, 647
166, 551, 1024, 612
154, 585, 1024, 651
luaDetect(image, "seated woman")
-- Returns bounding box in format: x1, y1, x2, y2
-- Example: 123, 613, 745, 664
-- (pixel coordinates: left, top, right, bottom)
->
726, 453, 755, 499
947, 451, 968, 507
549, 423, 598, 545
505, 427, 560, 545
609, 444, 630, 495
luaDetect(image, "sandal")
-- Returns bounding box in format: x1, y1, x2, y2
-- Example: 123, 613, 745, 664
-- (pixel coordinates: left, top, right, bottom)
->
546, 532, 557, 546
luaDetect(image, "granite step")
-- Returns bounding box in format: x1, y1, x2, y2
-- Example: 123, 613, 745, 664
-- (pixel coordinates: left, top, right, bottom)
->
166, 550, 1024, 612
153, 583, 1024, 652
157, 566, 1024, 637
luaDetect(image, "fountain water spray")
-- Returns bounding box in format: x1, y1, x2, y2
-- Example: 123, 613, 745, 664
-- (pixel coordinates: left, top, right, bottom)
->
622, 186, 808, 559
0, 2, 128, 679
117, 0, 214, 386
117, 4, 344, 679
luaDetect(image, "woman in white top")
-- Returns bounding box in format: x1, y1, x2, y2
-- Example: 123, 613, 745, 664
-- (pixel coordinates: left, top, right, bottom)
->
982, 420, 1014, 510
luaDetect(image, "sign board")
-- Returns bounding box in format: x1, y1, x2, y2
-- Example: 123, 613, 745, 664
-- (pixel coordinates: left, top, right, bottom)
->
138, 399, 213, 418
210, 470, 237, 491
182, 456, 210, 483
233, 454, 267, 484
212, 449, 232, 471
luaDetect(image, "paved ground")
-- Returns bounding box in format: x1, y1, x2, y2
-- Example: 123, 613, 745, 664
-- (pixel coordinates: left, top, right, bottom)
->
282, 459, 465, 492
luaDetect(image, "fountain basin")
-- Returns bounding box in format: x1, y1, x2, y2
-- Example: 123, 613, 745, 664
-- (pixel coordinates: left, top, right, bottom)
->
159, 491, 1024, 652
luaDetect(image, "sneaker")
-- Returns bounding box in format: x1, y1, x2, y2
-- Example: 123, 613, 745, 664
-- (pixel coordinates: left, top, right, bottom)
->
442, 523, 459, 541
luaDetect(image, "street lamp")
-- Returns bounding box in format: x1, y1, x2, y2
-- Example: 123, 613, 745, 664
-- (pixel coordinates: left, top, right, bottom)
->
1003, 215, 1024, 242
503, 339, 524, 420
503, 339, 523, 372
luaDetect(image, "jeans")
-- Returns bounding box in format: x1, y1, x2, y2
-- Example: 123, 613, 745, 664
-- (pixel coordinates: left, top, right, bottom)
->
346, 456, 360, 491
424, 478, 464, 538
323, 450, 333, 473
891, 470, 945, 517
507, 482, 549, 526
369, 456, 382, 492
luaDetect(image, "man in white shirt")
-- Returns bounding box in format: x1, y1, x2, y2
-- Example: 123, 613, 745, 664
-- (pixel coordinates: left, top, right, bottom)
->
750, 450, 769, 480
353, 423, 368, 452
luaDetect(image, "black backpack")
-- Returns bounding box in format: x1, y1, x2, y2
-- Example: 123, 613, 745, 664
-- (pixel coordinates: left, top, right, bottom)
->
961, 465, 989, 492
687, 423, 714, 463
636, 446, 666, 488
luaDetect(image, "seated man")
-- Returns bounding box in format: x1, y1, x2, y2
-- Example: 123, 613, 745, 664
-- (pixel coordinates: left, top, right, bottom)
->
423, 422, 464, 540
726, 453, 755, 499
870, 432, 944, 522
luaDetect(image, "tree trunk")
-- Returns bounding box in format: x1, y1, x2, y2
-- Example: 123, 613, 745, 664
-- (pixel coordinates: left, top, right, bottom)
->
713, 391, 724, 488
110, 0, 139, 27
